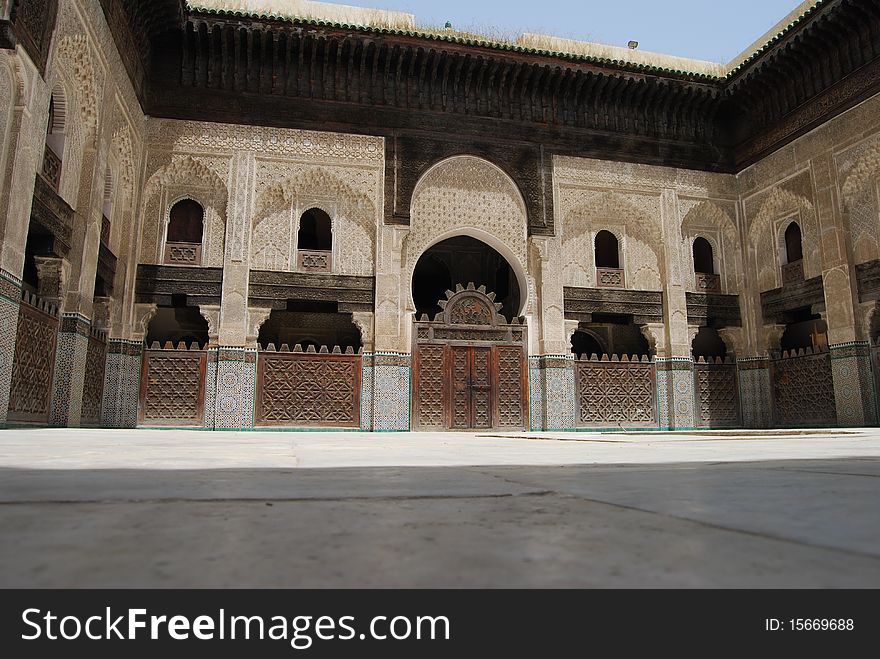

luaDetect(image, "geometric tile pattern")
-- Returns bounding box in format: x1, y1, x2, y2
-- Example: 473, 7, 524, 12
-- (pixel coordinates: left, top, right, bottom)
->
212, 349, 256, 430
101, 340, 142, 428
49, 313, 90, 428
80, 332, 107, 426
371, 353, 411, 431
830, 342, 876, 427
528, 356, 545, 431
360, 356, 374, 431
656, 358, 695, 431
0, 286, 22, 426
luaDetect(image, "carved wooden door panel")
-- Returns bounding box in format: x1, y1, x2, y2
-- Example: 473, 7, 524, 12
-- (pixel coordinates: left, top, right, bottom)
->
470, 347, 493, 429
449, 346, 494, 430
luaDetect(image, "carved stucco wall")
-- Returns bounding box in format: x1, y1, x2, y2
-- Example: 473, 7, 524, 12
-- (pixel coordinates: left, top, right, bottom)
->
837, 133, 880, 265
554, 156, 739, 292
679, 199, 743, 294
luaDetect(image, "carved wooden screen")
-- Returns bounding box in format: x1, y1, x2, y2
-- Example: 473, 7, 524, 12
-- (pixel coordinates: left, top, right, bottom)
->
694, 358, 741, 429
256, 350, 361, 427
575, 356, 657, 428
771, 349, 837, 428
412, 284, 528, 431
874, 342, 880, 409
7, 295, 59, 424
139, 345, 207, 426
81, 330, 107, 426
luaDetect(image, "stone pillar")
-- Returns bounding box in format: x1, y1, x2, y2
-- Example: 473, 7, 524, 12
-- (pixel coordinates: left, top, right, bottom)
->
0, 55, 49, 424
829, 342, 877, 427
101, 339, 142, 428
528, 355, 576, 431
205, 347, 257, 431
0, 268, 21, 425
49, 312, 91, 427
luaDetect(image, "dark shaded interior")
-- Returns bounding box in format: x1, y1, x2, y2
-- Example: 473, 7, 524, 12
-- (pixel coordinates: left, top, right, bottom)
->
780, 309, 828, 353
693, 237, 715, 274
146, 304, 209, 348
784, 221, 804, 264
692, 326, 728, 359
167, 199, 204, 244
412, 236, 520, 321
297, 208, 333, 251
257, 305, 362, 351
594, 230, 620, 269
571, 320, 651, 359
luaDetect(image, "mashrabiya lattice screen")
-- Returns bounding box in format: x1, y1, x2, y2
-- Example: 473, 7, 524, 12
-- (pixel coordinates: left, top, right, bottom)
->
771, 347, 837, 428
694, 357, 740, 429
8, 292, 59, 424
575, 354, 657, 427
257, 345, 361, 427
140, 342, 207, 426
81, 329, 107, 426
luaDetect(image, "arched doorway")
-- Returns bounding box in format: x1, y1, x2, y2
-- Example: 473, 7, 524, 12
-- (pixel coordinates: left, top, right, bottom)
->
411, 238, 528, 431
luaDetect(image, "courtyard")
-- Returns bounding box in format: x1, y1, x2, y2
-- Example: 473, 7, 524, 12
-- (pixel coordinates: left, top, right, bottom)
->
1, 428, 879, 588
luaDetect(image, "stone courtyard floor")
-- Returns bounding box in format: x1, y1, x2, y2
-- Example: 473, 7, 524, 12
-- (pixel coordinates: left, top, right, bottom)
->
1, 427, 879, 587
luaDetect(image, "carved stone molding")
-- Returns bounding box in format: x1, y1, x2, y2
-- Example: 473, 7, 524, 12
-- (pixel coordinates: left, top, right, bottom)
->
246, 306, 273, 347
200, 304, 222, 345
33, 256, 69, 305
640, 323, 668, 359
351, 311, 375, 352
92, 296, 113, 332
717, 327, 746, 357
133, 303, 158, 341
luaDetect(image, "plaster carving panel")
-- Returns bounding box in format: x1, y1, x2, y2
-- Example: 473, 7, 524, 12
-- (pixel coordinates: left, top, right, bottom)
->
680, 199, 743, 293
837, 135, 880, 265
138, 157, 229, 264
407, 156, 529, 305
745, 182, 820, 292
560, 190, 663, 292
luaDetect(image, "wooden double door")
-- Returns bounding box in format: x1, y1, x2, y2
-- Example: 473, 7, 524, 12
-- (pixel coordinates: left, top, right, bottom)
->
413, 343, 527, 431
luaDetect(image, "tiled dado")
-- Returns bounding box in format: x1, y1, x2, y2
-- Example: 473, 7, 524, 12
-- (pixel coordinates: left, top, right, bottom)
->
0, 269, 22, 426
736, 356, 772, 429
528, 355, 575, 431
655, 357, 695, 430
360, 355, 374, 431
101, 340, 143, 428
830, 342, 877, 427
367, 352, 411, 431
49, 313, 91, 427
205, 347, 257, 430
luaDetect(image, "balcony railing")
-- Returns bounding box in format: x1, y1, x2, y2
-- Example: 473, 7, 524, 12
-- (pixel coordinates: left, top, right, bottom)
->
164, 241, 202, 266
297, 249, 332, 273
41, 145, 62, 191
695, 272, 721, 293
781, 259, 804, 286
596, 267, 625, 289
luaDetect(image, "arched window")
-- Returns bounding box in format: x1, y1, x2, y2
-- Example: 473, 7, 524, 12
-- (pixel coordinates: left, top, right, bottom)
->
692, 237, 714, 274
42, 92, 66, 190
101, 168, 114, 247
164, 199, 204, 265
297, 208, 333, 272
784, 221, 803, 264
595, 230, 620, 269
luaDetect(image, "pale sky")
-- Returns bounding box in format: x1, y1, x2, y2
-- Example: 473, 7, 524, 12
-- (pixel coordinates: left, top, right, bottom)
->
332, 0, 806, 63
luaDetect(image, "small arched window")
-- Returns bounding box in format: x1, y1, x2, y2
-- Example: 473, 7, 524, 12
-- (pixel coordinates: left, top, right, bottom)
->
595, 230, 620, 269
693, 237, 714, 274
784, 221, 803, 264
297, 208, 333, 272
164, 199, 204, 266
43, 92, 66, 190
